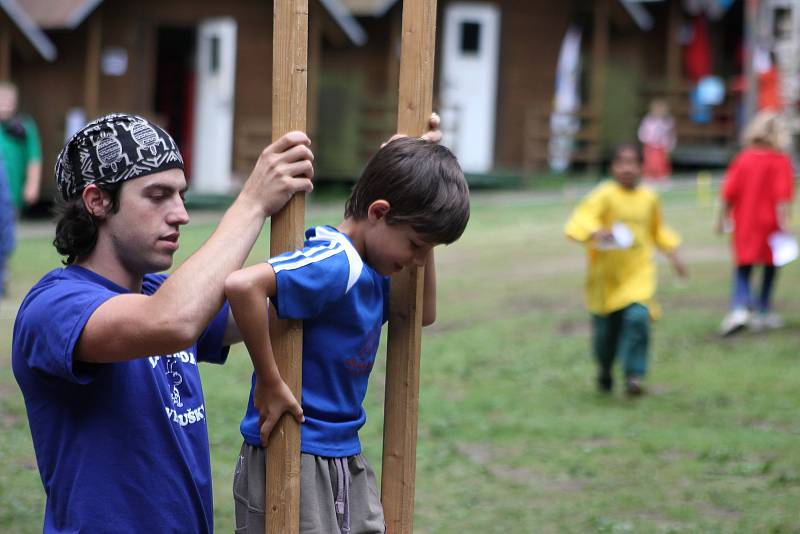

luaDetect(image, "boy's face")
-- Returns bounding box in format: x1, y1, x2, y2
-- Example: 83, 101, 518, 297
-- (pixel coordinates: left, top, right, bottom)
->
611, 148, 641, 189
364, 218, 436, 276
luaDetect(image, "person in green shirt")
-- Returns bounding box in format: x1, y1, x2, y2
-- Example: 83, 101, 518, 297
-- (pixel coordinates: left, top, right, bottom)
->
0, 81, 42, 296
0, 81, 42, 210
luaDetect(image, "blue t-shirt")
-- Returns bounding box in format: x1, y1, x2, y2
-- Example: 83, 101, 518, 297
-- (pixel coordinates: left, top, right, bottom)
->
12, 265, 230, 534
240, 226, 390, 456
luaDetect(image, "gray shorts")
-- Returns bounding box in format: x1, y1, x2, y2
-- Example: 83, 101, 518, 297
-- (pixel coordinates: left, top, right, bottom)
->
233, 442, 386, 534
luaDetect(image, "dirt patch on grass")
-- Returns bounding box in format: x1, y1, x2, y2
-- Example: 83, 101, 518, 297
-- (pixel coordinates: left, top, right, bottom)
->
456, 442, 588, 492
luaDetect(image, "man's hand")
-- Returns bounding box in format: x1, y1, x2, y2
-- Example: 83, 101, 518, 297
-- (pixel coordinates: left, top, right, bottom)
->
240, 131, 314, 218
254, 376, 304, 447
381, 112, 443, 147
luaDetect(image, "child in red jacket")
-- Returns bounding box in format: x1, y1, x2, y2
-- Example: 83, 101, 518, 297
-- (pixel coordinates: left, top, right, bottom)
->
718, 112, 795, 336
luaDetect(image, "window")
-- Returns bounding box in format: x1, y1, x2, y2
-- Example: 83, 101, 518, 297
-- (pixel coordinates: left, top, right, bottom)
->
460, 21, 481, 54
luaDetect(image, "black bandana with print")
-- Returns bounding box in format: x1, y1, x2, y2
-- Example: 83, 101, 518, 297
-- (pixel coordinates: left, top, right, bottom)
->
55, 113, 184, 201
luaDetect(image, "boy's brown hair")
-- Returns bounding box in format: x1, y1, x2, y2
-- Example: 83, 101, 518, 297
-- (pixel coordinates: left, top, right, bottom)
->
344, 137, 470, 244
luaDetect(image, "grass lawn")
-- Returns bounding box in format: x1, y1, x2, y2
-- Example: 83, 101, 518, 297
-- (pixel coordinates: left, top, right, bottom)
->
1, 183, 799, 533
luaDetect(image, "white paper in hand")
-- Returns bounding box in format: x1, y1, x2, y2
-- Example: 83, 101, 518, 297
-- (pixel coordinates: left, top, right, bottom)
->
595, 223, 634, 250
769, 232, 798, 267
611, 222, 634, 249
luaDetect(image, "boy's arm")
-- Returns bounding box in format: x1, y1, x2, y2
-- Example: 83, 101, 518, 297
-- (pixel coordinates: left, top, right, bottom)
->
715, 201, 732, 234
777, 202, 791, 231
422, 249, 436, 326
225, 263, 304, 445
565, 188, 607, 244
651, 199, 688, 278
666, 249, 688, 279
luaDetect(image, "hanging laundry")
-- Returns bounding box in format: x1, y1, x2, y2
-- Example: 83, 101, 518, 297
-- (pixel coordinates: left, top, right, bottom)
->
683, 15, 712, 81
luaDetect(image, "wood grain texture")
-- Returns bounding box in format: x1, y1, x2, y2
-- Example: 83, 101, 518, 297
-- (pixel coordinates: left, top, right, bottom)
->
84, 13, 101, 119
381, 1, 436, 532
268, 1, 308, 532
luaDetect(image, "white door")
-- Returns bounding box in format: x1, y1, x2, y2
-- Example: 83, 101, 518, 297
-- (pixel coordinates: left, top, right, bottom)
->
440, 3, 500, 173
192, 18, 237, 193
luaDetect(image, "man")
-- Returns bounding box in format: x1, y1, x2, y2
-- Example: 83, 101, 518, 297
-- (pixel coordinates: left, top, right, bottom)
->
0, 81, 41, 209
0, 81, 42, 296
12, 113, 313, 533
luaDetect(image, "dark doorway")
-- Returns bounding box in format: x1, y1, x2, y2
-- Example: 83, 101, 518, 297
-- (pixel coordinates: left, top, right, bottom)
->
155, 27, 196, 181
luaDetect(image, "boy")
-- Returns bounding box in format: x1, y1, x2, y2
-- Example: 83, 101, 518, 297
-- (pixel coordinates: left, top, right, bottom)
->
225, 136, 470, 533
565, 143, 686, 396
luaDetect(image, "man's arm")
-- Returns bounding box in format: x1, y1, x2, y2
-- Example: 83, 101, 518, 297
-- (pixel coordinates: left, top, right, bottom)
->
421, 249, 436, 326
225, 263, 304, 445
23, 161, 41, 206
75, 132, 314, 362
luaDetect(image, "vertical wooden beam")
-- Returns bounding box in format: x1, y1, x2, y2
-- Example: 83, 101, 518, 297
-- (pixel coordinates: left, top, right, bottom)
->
385, 5, 402, 104
665, 0, 681, 106
0, 22, 11, 82
590, 0, 608, 167
84, 13, 102, 119
268, 1, 308, 532
743, 0, 758, 126
381, 1, 436, 533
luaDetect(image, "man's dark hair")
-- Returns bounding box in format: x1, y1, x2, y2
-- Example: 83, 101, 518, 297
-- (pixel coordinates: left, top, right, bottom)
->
611, 142, 643, 163
53, 183, 123, 265
344, 137, 470, 244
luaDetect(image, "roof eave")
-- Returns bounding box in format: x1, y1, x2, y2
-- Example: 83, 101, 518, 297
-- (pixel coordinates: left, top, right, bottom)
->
0, 0, 56, 61
318, 0, 368, 46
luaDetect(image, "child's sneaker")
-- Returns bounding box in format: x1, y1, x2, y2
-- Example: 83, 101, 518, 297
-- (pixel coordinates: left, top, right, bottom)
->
625, 376, 645, 397
597, 370, 613, 393
750, 312, 784, 332
719, 308, 749, 337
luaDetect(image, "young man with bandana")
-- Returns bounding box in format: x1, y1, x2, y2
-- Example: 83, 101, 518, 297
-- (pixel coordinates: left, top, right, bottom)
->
12, 113, 314, 533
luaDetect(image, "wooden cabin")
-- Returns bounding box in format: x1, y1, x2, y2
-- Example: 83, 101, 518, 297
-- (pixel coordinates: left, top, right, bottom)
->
11, 0, 756, 200
337, 0, 748, 178
13, 0, 366, 199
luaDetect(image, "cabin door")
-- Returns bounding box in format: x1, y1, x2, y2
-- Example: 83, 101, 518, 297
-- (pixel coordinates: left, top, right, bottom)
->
440, 2, 500, 173
191, 18, 237, 193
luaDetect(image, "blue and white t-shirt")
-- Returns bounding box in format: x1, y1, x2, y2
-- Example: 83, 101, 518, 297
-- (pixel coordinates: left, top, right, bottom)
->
240, 226, 390, 457
12, 265, 230, 534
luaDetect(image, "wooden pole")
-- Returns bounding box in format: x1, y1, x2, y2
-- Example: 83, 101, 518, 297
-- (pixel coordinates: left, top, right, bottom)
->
381, 1, 436, 532
268, 1, 308, 532
743, 0, 758, 126
665, 0, 681, 107
589, 0, 609, 170
0, 23, 11, 82
84, 13, 101, 119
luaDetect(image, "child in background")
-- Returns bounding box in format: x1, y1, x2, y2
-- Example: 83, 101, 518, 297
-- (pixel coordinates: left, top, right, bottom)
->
565, 144, 687, 396
225, 136, 470, 533
638, 98, 676, 182
717, 111, 794, 336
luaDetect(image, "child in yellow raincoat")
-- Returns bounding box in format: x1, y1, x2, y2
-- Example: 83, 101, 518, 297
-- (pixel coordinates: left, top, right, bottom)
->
565, 144, 687, 395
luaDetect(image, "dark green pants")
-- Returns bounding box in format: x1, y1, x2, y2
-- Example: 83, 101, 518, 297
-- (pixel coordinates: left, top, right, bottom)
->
592, 303, 650, 378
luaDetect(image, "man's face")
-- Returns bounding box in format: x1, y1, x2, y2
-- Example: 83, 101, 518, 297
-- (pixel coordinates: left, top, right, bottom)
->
365, 220, 436, 276
103, 169, 190, 275
611, 148, 642, 189
0, 88, 17, 120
